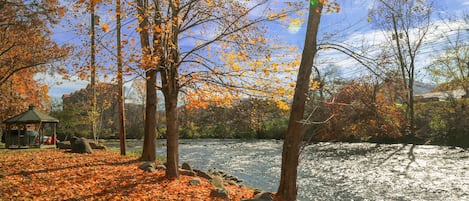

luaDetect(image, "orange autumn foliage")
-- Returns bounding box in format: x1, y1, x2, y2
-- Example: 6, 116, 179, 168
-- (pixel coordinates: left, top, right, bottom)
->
0, 70, 51, 121
0, 150, 255, 201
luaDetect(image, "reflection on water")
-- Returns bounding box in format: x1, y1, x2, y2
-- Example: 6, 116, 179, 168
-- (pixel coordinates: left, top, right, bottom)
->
107, 139, 469, 201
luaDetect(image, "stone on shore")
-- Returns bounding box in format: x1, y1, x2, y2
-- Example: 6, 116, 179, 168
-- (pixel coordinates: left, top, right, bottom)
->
194, 169, 212, 180
210, 187, 230, 199
210, 175, 224, 188
189, 177, 202, 186
181, 162, 192, 171
70, 137, 93, 154
179, 168, 196, 176
139, 161, 156, 172
56, 141, 71, 149
156, 164, 166, 170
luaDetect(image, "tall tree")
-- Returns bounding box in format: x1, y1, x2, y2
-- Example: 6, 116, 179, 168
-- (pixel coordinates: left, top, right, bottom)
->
0, 0, 68, 86
276, 1, 324, 200
370, 0, 433, 136
116, 0, 126, 155
135, 0, 158, 162
134, 0, 302, 178
427, 14, 469, 96
0, 0, 69, 119
90, 0, 98, 143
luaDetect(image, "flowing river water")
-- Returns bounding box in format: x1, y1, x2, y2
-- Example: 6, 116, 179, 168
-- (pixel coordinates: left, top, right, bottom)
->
107, 139, 469, 200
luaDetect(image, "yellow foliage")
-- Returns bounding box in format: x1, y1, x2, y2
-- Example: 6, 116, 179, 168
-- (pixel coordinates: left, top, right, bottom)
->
276, 100, 290, 111
232, 63, 240, 71
310, 80, 320, 91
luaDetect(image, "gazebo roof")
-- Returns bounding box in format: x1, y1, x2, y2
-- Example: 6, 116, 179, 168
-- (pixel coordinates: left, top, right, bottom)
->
3, 104, 59, 124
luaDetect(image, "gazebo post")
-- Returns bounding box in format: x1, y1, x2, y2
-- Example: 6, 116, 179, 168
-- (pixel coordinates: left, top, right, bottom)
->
5, 124, 10, 148
39, 122, 43, 147
53, 123, 57, 148
21, 124, 26, 147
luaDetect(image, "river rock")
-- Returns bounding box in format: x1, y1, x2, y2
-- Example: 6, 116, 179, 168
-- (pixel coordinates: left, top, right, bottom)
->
227, 180, 239, 187
71, 137, 93, 154
194, 169, 212, 180
179, 168, 195, 176
139, 162, 156, 172
209, 169, 225, 177
253, 189, 262, 196
189, 177, 202, 186
181, 162, 192, 171
211, 175, 225, 188
225, 175, 242, 183
253, 191, 275, 201
210, 187, 229, 199
156, 164, 166, 170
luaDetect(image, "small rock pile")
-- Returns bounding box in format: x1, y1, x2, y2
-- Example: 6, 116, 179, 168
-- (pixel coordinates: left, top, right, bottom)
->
138, 161, 274, 200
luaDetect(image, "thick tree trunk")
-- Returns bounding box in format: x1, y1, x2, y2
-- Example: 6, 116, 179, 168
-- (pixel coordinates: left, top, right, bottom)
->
141, 69, 157, 161
136, 0, 157, 161
164, 89, 179, 179
163, 0, 180, 180
276, 3, 323, 201
162, 64, 180, 179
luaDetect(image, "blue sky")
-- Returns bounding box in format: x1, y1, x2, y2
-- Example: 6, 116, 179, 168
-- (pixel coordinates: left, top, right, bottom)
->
42, 0, 469, 99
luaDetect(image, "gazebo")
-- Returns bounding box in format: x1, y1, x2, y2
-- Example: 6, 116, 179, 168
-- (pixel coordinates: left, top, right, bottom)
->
3, 104, 59, 149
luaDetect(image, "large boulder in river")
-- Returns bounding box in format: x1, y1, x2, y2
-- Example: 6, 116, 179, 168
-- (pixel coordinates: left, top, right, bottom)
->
71, 137, 93, 153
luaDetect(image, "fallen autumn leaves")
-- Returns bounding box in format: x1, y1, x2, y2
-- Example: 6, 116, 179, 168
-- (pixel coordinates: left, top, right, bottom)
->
0, 149, 255, 200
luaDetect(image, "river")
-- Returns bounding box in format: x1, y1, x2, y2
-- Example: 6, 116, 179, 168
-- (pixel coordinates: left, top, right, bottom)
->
106, 139, 469, 200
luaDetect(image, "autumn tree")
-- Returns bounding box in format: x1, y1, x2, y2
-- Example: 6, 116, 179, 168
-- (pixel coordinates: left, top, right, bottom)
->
427, 13, 469, 96
321, 78, 404, 142
134, 0, 302, 179
0, 0, 68, 86
369, 0, 434, 136
276, 1, 325, 200
0, 0, 69, 120
180, 97, 289, 139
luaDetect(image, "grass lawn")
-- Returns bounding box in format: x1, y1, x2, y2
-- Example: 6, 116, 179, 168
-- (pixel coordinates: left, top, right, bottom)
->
0, 149, 254, 200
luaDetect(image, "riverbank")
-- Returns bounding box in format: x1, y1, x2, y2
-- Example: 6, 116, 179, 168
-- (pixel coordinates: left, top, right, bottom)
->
0, 149, 255, 200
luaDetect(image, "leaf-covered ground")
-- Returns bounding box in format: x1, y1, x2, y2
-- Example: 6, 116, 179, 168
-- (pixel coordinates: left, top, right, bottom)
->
0, 149, 255, 200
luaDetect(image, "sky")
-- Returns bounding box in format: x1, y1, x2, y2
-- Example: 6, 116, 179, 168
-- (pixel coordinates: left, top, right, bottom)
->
42, 0, 469, 99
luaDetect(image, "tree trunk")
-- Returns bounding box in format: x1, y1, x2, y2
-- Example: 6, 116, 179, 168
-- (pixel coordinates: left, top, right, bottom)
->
162, 63, 180, 178
164, 89, 179, 179
162, 0, 181, 180
276, 3, 323, 201
136, 0, 158, 162
116, 0, 126, 156
141, 69, 157, 161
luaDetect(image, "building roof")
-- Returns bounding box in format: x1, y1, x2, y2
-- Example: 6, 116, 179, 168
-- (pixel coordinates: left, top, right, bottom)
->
3, 104, 59, 124
415, 89, 466, 101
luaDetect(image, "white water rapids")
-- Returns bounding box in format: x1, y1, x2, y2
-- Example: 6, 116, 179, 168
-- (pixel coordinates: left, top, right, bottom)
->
107, 139, 469, 200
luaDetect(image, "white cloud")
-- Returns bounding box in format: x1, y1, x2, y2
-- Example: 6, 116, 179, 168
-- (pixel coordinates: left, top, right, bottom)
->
312, 17, 468, 81
35, 73, 89, 98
